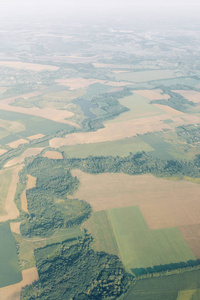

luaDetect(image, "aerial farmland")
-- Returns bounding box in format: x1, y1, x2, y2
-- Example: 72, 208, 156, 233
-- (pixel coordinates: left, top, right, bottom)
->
0, 1, 199, 299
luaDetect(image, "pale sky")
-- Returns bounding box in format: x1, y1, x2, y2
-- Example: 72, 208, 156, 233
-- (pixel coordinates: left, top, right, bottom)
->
0, 0, 199, 25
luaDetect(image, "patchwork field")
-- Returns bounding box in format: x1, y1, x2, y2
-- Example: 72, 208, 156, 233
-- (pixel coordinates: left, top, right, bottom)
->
108, 206, 195, 274
56, 78, 106, 90
84, 210, 119, 256
70, 170, 200, 229
7, 138, 29, 148
61, 136, 154, 158
0, 223, 22, 288
56, 78, 132, 90
0, 91, 45, 105
4, 148, 43, 168
0, 110, 74, 136
0, 267, 38, 300
153, 104, 184, 116
124, 269, 200, 300
0, 103, 79, 127
134, 89, 170, 100
0, 119, 25, 133
50, 114, 172, 147
14, 89, 86, 110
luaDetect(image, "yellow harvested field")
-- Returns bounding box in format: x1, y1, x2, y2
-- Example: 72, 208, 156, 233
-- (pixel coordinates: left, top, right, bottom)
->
112, 70, 128, 74
21, 190, 28, 213
0, 267, 39, 300
0, 165, 23, 223
153, 104, 184, 116
43, 151, 63, 159
10, 222, 21, 235
0, 149, 7, 156
173, 90, 200, 103
0, 60, 58, 71
134, 89, 170, 100
105, 81, 133, 87
21, 175, 36, 213
27, 175, 37, 190
56, 78, 104, 90
4, 148, 43, 168
177, 290, 196, 300
56, 78, 132, 90
50, 114, 172, 147
0, 103, 79, 127
1, 90, 45, 105
28, 133, 45, 140
173, 115, 200, 127
0, 119, 25, 133
93, 63, 131, 69
7, 138, 29, 149
70, 170, 200, 230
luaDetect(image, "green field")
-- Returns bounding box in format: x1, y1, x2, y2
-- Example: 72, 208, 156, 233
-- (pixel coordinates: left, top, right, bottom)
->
125, 269, 200, 300
152, 76, 200, 88
108, 206, 195, 275
140, 132, 176, 160
0, 110, 73, 145
61, 136, 154, 158
0, 169, 12, 216
141, 131, 192, 161
0, 223, 22, 287
84, 211, 119, 256
84, 83, 112, 98
114, 70, 178, 83
106, 93, 163, 124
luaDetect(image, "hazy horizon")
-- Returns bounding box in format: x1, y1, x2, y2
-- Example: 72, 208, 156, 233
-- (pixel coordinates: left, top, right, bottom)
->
0, 0, 200, 27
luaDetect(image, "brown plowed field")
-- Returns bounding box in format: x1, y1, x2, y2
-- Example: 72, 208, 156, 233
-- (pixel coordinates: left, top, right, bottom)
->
70, 170, 200, 230
43, 151, 63, 159
179, 224, 200, 258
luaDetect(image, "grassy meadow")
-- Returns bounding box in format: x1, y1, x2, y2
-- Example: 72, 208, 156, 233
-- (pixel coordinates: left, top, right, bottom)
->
0, 223, 22, 287
84, 210, 119, 256
114, 70, 178, 83
61, 136, 154, 158
106, 93, 164, 124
